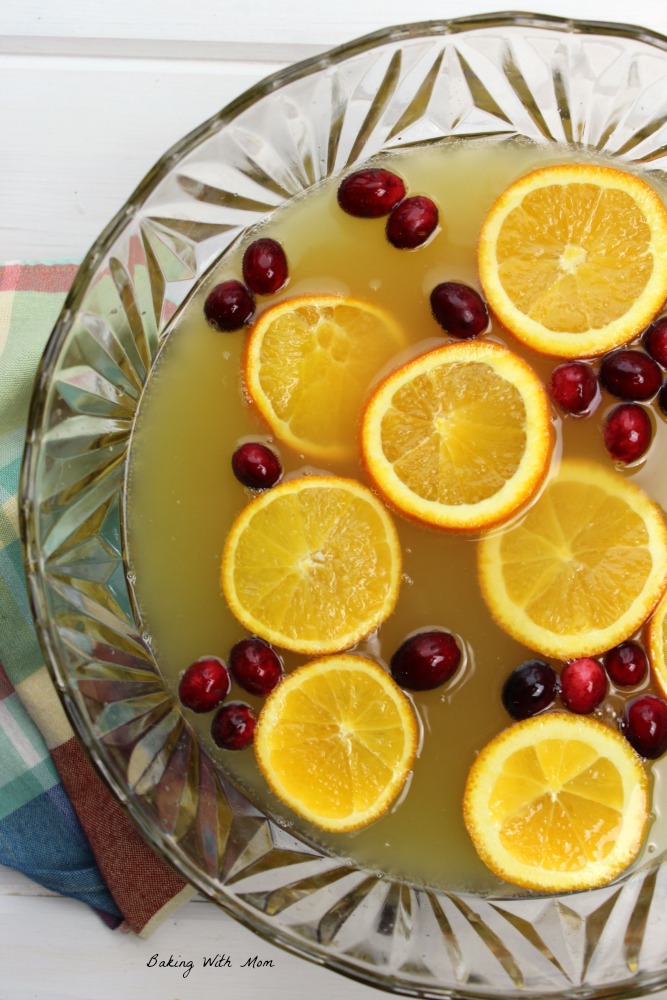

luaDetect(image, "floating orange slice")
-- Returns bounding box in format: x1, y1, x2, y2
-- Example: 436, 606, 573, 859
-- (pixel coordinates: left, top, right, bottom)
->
478, 459, 667, 659
478, 163, 667, 357
359, 340, 552, 532
221, 476, 401, 655
255, 655, 418, 832
463, 713, 648, 891
244, 295, 405, 461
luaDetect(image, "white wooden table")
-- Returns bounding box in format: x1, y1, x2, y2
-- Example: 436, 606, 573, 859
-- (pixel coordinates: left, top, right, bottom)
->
3, 2, 667, 997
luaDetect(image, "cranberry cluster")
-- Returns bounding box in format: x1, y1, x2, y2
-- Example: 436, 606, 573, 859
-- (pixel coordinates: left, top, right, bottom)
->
337, 167, 438, 249
337, 168, 492, 340
178, 638, 283, 750
549, 317, 667, 464
204, 238, 289, 333
501, 642, 667, 759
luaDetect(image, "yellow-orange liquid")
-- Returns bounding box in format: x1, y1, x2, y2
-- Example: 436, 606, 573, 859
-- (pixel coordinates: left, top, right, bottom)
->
125, 136, 667, 894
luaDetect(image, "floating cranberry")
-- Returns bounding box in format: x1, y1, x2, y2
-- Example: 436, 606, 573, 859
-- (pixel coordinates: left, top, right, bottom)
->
211, 702, 257, 750
390, 629, 462, 690
603, 641, 648, 687
204, 280, 255, 332
548, 362, 598, 415
643, 317, 667, 368
231, 442, 282, 489
229, 637, 283, 696
429, 282, 489, 339
599, 349, 661, 401
179, 657, 231, 713
621, 694, 667, 759
603, 403, 652, 463
242, 238, 288, 295
502, 660, 558, 720
337, 168, 406, 218
386, 196, 438, 249
559, 658, 606, 714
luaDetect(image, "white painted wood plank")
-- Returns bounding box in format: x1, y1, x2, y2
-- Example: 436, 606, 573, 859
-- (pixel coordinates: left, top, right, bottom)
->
1, 58, 278, 259
2, 0, 667, 49
0, 892, 384, 1000
2, 883, 667, 1000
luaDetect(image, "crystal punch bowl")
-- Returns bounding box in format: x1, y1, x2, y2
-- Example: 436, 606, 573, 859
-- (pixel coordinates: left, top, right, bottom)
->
20, 13, 667, 999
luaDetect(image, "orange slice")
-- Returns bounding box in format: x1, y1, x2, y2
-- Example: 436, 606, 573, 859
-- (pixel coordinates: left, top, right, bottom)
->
647, 589, 667, 699
359, 340, 552, 532
463, 713, 648, 891
221, 476, 401, 655
478, 459, 667, 659
244, 295, 406, 461
478, 163, 667, 358
255, 655, 418, 832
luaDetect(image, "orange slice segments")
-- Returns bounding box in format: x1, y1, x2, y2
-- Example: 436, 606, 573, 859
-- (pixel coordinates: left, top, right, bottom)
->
463, 713, 648, 891
244, 295, 406, 461
255, 654, 418, 832
478, 459, 667, 659
478, 163, 667, 358
221, 476, 401, 655
360, 340, 552, 532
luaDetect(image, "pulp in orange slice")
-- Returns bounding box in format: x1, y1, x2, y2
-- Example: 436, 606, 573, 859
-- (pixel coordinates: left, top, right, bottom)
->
221, 476, 401, 655
478, 459, 667, 659
244, 295, 406, 461
478, 163, 667, 357
360, 340, 552, 532
255, 654, 418, 832
463, 712, 648, 891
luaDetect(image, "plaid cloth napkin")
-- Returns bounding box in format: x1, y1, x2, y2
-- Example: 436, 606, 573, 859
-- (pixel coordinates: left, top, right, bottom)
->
0, 262, 195, 934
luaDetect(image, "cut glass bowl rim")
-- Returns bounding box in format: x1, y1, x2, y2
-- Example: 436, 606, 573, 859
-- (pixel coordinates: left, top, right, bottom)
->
19, 11, 667, 999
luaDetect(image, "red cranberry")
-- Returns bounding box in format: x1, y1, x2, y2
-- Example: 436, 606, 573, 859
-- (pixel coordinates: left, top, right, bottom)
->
211, 702, 256, 750
242, 238, 288, 295
603, 641, 648, 687
390, 630, 461, 690
429, 282, 489, 339
642, 317, 667, 368
204, 280, 255, 332
599, 349, 661, 401
621, 694, 667, 758
502, 660, 558, 720
603, 403, 652, 463
337, 168, 406, 218
559, 658, 606, 714
386, 196, 438, 249
548, 362, 598, 415
179, 657, 231, 713
231, 442, 282, 489
229, 637, 283, 696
